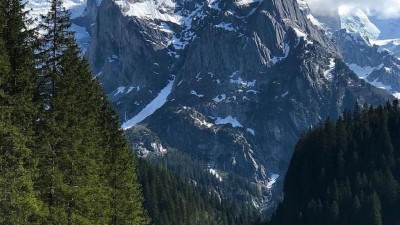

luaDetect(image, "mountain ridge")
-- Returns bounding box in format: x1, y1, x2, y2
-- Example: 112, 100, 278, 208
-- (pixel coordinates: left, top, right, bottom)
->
26, 0, 394, 214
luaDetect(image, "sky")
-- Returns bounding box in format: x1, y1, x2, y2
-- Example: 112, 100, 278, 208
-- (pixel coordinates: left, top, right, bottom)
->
305, 0, 400, 19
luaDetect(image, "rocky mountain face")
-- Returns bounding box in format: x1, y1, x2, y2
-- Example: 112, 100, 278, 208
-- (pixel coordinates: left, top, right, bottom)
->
333, 30, 400, 98
316, 6, 400, 98
27, 0, 393, 215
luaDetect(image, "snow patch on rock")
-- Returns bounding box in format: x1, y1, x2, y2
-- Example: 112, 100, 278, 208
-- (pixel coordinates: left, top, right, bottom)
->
266, 174, 279, 189
114, 86, 126, 96
114, 0, 180, 24
191, 90, 204, 97
122, 78, 175, 129
208, 169, 223, 182
393, 92, 400, 99
293, 27, 313, 45
235, 0, 263, 7
214, 116, 243, 128
323, 58, 335, 80
151, 142, 168, 154
272, 43, 290, 64
215, 22, 237, 31
191, 115, 214, 128
213, 94, 227, 103
207, 0, 220, 10
246, 128, 255, 136
347, 63, 378, 78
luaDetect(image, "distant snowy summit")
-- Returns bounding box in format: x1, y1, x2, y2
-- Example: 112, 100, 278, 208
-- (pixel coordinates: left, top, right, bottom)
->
336, 6, 400, 98
301, 2, 400, 99
338, 7, 381, 40
338, 6, 400, 45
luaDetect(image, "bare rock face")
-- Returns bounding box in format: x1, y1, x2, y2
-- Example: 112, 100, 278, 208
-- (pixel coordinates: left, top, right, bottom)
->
79, 0, 392, 214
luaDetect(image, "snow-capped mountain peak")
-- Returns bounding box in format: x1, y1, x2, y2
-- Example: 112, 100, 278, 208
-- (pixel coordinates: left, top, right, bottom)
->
338, 6, 381, 40
321, 5, 400, 98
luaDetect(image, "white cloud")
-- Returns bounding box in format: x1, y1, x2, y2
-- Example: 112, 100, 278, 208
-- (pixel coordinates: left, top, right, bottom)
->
305, 0, 400, 19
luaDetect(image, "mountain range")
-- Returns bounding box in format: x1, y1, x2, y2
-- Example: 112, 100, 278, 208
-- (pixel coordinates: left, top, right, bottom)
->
26, 0, 397, 215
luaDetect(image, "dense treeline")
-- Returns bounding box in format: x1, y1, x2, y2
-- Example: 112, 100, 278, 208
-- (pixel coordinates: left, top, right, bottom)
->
145, 149, 264, 202
0, 0, 148, 224
266, 101, 400, 225
138, 158, 261, 225
126, 127, 267, 223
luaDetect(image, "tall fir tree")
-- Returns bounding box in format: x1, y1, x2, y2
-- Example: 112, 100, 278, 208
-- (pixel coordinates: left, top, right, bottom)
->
35, 0, 149, 224
1, 0, 39, 130
34, 1, 73, 222
0, 0, 45, 223
99, 98, 150, 225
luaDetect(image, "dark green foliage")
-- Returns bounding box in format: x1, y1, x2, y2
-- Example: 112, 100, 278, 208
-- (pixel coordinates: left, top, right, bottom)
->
266, 101, 400, 225
126, 127, 268, 221
146, 150, 267, 209
0, 1, 45, 223
138, 158, 261, 225
100, 100, 149, 225
0, 0, 149, 224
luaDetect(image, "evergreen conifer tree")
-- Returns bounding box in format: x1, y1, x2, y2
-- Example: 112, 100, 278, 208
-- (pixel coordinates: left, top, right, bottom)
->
0, 1, 45, 223
99, 99, 150, 225
0, 0, 151, 223
35, 0, 149, 223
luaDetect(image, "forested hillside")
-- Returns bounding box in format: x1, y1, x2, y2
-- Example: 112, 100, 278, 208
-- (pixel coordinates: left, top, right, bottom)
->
0, 0, 148, 224
266, 101, 400, 225
138, 158, 262, 225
